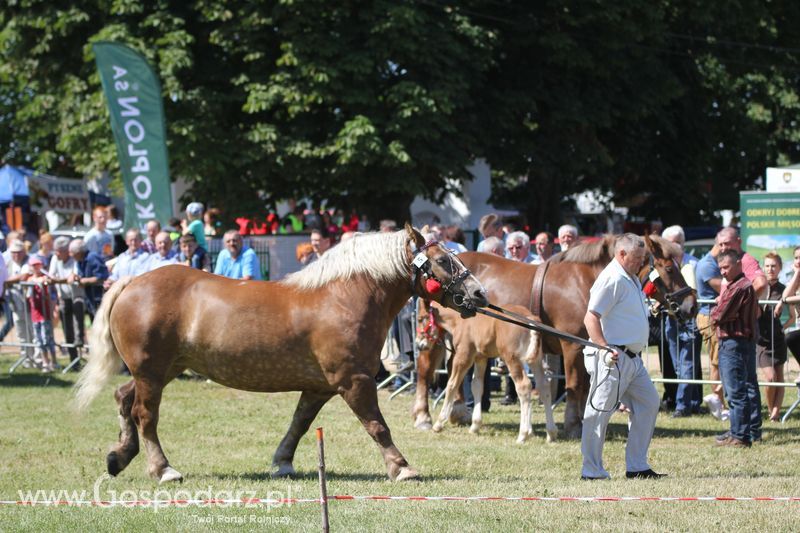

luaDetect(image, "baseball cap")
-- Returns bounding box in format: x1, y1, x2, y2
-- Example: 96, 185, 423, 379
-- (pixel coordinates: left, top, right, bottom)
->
8, 241, 24, 253
186, 202, 204, 217
28, 256, 43, 266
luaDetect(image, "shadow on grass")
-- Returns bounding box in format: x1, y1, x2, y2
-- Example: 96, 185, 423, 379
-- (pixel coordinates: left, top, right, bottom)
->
0, 372, 74, 388
452, 418, 800, 448
211, 469, 458, 482
489, 421, 724, 440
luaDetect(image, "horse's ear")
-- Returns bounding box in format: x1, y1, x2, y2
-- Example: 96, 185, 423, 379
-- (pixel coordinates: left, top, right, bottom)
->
644, 234, 660, 258
405, 222, 425, 249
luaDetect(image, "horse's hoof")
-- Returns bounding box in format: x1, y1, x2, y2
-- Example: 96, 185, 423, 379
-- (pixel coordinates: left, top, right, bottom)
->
415, 421, 433, 431
107, 452, 123, 477
271, 464, 296, 478
395, 467, 420, 481
469, 423, 481, 434
546, 430, 558, 443
432, 422, 444, 433
159, 467, 183, 484
450, 404, 470, 425
516, 433, 530, 444
565, 426, 582, 440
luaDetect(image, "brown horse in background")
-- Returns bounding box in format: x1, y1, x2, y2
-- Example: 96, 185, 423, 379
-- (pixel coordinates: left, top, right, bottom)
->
412, 234, 696, 438
75, 225, 488, 482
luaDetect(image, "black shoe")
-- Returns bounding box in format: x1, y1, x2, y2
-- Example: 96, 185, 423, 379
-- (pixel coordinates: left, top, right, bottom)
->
671, 409, 690, 418
715, 431, 731, 442
500, 396, 516, 406
626, 469, 666, 479
580, 475, 608, 480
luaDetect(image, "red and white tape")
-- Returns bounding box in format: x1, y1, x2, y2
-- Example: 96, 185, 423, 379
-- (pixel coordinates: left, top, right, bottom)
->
2, 495, 799, 506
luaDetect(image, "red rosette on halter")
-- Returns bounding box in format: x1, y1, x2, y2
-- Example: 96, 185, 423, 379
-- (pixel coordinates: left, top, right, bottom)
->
642, 280, 658, 297
425, 278, 442, 294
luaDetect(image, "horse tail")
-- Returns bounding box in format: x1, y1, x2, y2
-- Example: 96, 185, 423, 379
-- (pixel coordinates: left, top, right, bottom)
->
74, 276, 135, 411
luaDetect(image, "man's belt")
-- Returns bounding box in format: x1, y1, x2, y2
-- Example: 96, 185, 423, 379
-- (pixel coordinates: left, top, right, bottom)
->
622, 347, 640, 359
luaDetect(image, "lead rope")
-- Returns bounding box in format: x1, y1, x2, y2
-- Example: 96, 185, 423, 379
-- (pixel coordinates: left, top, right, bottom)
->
476, 304, 621, 413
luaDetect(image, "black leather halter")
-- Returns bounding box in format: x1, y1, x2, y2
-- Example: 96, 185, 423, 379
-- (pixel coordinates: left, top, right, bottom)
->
642, 256, 695, 317
410, 240, 475, 308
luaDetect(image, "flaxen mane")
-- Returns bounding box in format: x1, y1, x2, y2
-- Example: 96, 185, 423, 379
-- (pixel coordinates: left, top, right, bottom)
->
549, 234, 682, 267
281, 230, 410, 290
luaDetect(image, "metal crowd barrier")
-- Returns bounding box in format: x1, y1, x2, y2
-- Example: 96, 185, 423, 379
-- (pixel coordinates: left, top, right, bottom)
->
5, 280, 90, 375
645, 297, 800, 422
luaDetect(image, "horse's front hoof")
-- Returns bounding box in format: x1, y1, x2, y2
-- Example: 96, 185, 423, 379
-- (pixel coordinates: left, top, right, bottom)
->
516, 432, 530, 444
432, 422, 444, 433
469, 423, 481, 434
546, 429, 558, 443
271, 463, 296, 478
159, 466, 183, 484
395, 466, 420, 481
415, 420, 433, 431
450, 404, 470, 425
564, 425, 582, 440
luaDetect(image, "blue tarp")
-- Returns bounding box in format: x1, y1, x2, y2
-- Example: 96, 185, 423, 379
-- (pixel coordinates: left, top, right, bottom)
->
0, 165, 31, 202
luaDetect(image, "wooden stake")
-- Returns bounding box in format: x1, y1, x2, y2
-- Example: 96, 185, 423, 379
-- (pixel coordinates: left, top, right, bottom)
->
316, 427, 330, 532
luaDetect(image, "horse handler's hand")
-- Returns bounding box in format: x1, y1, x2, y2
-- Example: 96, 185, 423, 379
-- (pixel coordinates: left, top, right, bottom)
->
601, 348, 619, 367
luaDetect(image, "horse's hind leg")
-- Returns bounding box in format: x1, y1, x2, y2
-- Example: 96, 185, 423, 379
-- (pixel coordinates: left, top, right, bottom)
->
107, 380, 139, 476
272, 391, 334, 478
131, 371, 184, 483
340, 373, 417, 481
533, 356, 558, 443
561, 343, 587, 439
507, 356, 533, 443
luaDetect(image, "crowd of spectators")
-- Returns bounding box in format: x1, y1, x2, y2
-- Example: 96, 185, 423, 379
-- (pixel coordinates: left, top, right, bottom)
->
0, 201, 269, 373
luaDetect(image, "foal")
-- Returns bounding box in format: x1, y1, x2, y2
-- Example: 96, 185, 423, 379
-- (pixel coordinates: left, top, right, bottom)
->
425, 301, 558, 443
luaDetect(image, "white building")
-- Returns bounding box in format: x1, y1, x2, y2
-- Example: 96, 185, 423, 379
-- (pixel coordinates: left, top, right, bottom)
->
410, 159, 517, 229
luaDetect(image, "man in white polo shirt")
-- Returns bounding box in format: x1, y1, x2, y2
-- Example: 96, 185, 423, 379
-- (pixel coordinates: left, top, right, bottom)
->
581, 233, 664, 480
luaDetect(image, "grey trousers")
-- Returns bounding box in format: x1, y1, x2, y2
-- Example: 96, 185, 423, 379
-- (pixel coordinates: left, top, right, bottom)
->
581, 350, 660, 479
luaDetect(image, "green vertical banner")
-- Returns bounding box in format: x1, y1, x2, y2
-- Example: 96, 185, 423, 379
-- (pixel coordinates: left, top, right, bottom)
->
93, 42, 173, 230
740, 191, 800, 274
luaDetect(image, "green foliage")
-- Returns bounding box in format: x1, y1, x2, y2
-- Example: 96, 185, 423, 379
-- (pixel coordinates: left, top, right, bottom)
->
1, 1, 799, 225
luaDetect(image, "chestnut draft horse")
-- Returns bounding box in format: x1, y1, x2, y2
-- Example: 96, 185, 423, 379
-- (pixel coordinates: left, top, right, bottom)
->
412, 234, 697, 438
75, 225, 488, 483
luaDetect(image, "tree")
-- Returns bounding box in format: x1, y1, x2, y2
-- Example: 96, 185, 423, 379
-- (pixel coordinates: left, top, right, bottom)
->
0, 0, 496, 224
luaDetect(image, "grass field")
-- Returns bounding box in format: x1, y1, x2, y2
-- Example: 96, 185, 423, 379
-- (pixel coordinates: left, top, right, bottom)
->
2, 353, 800, 532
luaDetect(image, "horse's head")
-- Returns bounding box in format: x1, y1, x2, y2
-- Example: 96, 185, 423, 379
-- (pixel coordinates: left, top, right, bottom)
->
415, 298, 443, 351
641, 234, 698, 322
405, 223, 488, 318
